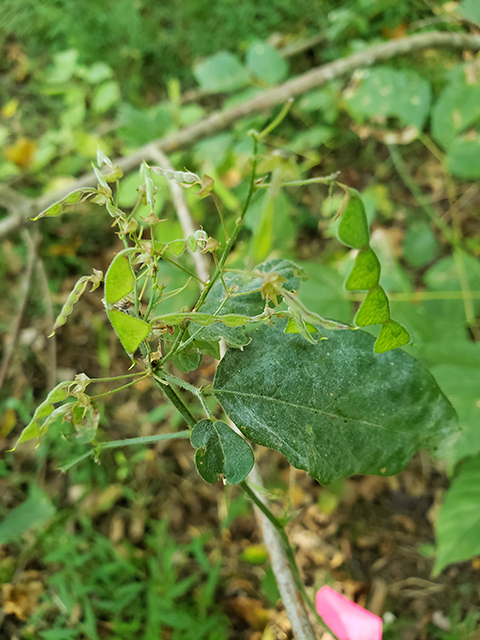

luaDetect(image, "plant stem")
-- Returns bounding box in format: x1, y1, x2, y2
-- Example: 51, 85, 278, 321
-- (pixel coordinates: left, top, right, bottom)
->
58, 431, 190, 472
96, 431, 191, 450
153, 375, 197, 428
194, 136, 259, 314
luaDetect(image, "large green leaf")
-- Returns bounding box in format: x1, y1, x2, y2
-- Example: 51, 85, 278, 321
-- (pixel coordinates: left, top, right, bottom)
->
246, 41, 288, 86
429, 364, 480, 464
193, 52, 250, 93
214, 321, 457, 484
344, 66, 431, 130
434, 456, 480, 575
191, 419, 254, 484
446, 134, 480, 179
431, 64, 480, 149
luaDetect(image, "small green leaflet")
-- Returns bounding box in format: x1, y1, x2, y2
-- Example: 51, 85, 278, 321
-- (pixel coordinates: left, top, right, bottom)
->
345, 248, 380, 291
191, 419, 254, 484
375, 320, 410, 354
337, 189, 370, 250
338, 188, 410, 352
104, 251, 150, 355
105, 253, 135, 304
355, 286, 390, 327
107, 309, 150, 355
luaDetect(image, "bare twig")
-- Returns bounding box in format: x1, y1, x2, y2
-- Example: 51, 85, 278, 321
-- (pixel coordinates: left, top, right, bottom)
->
0, 230, 40, 389
2, 31, 480, 238
148, 148, 211, 286
35, 257, 57, 390
246, 466, 318, 640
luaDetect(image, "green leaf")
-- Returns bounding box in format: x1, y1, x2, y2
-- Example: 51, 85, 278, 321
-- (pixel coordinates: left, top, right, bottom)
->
355, 286, 390, 327
374, 319, 410, 354
170, 345, 202, 373
107, 309, 150, 355
91, 80, 121, 114
246, 41, 288, 86
345, 248, 380, 291
431, 64, 480, 149
214, 321, 452, 484
403, 221, 439, 268
344, 66, 431, 130
0, 485, 56, 543
285, 317, 318, 336
337, 189, 370, 250
433, 456, 480, 575
429, 364, 480, 464
458, 0, 480, 24
446, 134, 480, 179
191, 419, 254, 484
105, 254, 135, 305
193, 52, 250, 93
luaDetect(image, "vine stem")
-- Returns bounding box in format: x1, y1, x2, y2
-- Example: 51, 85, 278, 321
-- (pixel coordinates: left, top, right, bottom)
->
156, 135, 320, 639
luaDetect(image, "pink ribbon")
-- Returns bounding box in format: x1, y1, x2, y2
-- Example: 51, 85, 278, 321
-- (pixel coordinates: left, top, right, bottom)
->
315, 585, 383, 640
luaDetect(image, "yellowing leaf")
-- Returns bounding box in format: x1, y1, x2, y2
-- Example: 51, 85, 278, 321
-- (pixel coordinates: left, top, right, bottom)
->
5, 137, 37, 169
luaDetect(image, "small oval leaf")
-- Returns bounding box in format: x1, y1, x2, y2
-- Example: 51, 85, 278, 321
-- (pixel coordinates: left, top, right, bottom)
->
191, 419, 254, 484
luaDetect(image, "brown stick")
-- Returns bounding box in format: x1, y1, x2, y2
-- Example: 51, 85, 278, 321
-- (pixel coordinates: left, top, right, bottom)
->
148, 148, 211, 285
2, 30, 479, 240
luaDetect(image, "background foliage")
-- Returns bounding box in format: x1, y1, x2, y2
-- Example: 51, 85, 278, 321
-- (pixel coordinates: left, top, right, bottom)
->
1, 0, 480, 638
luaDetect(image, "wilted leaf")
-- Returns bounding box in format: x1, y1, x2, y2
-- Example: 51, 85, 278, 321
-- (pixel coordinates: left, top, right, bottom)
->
5, 137, 37, 169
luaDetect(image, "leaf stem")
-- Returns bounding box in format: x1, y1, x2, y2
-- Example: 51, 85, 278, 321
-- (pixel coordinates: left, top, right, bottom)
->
152, 375, 197, 428
58, 431, 190, 472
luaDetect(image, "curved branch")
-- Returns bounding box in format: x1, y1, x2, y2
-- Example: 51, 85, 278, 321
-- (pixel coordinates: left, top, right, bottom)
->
2, 30, 480, 239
